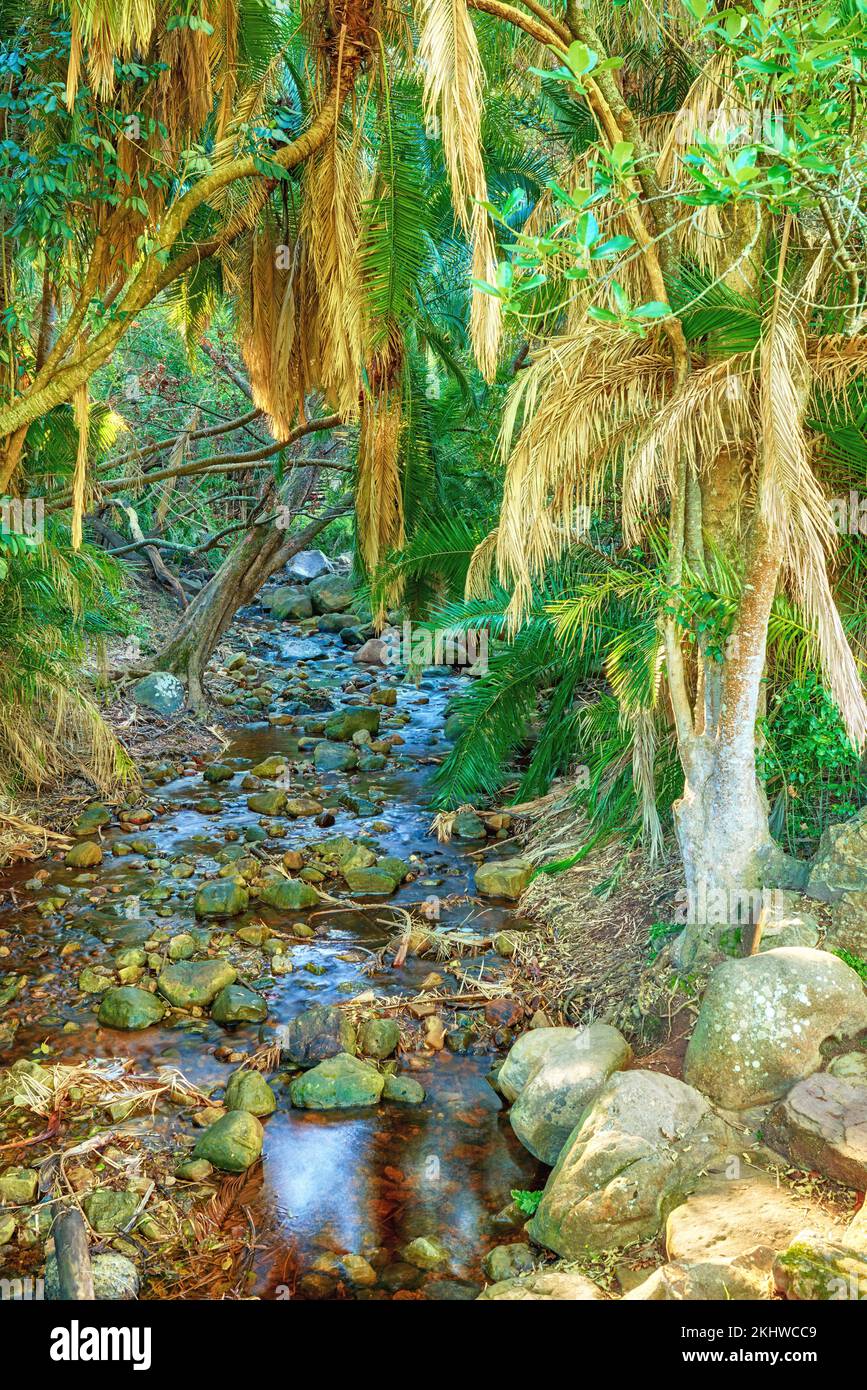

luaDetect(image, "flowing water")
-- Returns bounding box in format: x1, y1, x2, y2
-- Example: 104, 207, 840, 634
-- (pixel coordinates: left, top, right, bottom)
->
0, 596, 543, 1299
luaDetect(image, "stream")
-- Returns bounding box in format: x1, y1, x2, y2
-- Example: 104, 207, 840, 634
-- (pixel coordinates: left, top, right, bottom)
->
0, 589, 544, 1300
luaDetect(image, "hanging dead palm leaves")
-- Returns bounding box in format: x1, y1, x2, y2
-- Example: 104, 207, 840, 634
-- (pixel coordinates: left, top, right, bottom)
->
356, 334, 406, 597
416, 0, 501, 380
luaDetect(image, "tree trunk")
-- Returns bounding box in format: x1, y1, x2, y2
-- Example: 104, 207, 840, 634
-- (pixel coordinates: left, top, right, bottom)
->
154, 472, 350, 709
670, 518, 803, 968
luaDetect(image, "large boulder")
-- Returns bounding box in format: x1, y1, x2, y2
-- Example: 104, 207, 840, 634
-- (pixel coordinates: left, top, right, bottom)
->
825, 893, 867, 958
224, 1068, 277, 1117
259, 878, 320, 910
211, 984, 267, 1025
267, 585, 313, 621
683, 948, 867, 1109
477, 1271, 605, 1301
527, 1071, 733, 1257
131, 671, 185, 715
807, 806, 867, 900
774, 1230, 867, 1300
287, 549, 331, 581
651, 1163, 843, 1299
509, 1023, 632, 1165
764, 1071, 867, 1189
475, 858, 534, 901
497, 1027, 580, 1103
309, 574, 355, 614
288, 1053, 384, 1109
280, 1004, 356, 1066
157, 960, 236, 1009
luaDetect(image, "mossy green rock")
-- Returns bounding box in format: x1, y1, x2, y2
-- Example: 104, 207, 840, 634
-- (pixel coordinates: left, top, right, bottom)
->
280, 1004, 356, 1065
251, 755, 289, 778
268, 585, 313, 620
157, 959, 236, 1008
203, 763, 235, 784
324, 708, 380, 741
193, 1110, 264, 1173
98, 987, 166, 1030
224, 1068, 277, 1116
314, 742, 358, 772
774, 1235, 867, 1299
382, 1074, 425, 1104
344, 865, 398, 895
65, 840, 103, 869
211, 984, 267, 1025
45, 1251, 139, 1300
475, 858, 533, 900
259, 878, 319, 910
358, 1017, 400, 1059
289, 1053, 384, 1110
194, 879, 249, 917
83, 1188, 141, 1233
309, 573, 356, 614
247, 789, 287, 815
452, 810, 486, 840
132, 671, 185, 715
0, 1167, 38, 1203
72, 803, 111, 835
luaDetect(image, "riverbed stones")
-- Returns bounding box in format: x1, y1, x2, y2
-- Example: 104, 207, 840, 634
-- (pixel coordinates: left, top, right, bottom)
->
157, 959, 236, 1008
358, 1017, 400, 1058
132, 671, 185, 715
288, 1052, 384, 1109
259, 878, 319, 910
683, 948, 867, 1109
314, 742, 358, 773
0, 1167, 38, 1203
764, 1071, 867, 1188
343, 865, 399, 895
477, 1271, 605, 1301
64, 841, 103, 869
194, 879, 249, 917
509, 1023, 632, 1165
527, 1070, 734, 1256
287, 549, 330, 581
475, 858, 534, 900
224, 1068, 277, 1117
193, 1110, 264, 1172
72, 803, 111, 835
482, 1243, 535, 1282
211, 984, 267, 1025
309, 574, 355, 613
354, 638, 386, 665
382, 1074, 425, 1104
498, 1027, 581, 1103
268, 585, 313, 620
324, 707, 380, 740
98, 986, 166, 1030
82, 1188, 141, 1233
281, 1004, 356, 1065
246, 789, 286, 816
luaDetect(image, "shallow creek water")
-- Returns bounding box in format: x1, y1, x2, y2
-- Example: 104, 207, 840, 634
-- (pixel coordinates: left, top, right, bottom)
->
0, 599, 544, 1299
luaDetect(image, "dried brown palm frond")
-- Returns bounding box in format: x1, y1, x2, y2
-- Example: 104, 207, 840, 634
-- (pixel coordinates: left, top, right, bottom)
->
495, 327, 672, 626
65, 0, 159, 107
465, 524, 499, 599
301, 121, 365, 418
417, 0, 501, 379
761, 302, 867, 746
213, 0, 239, 141
356, 335, 406, 591
157, 19, 215, 147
